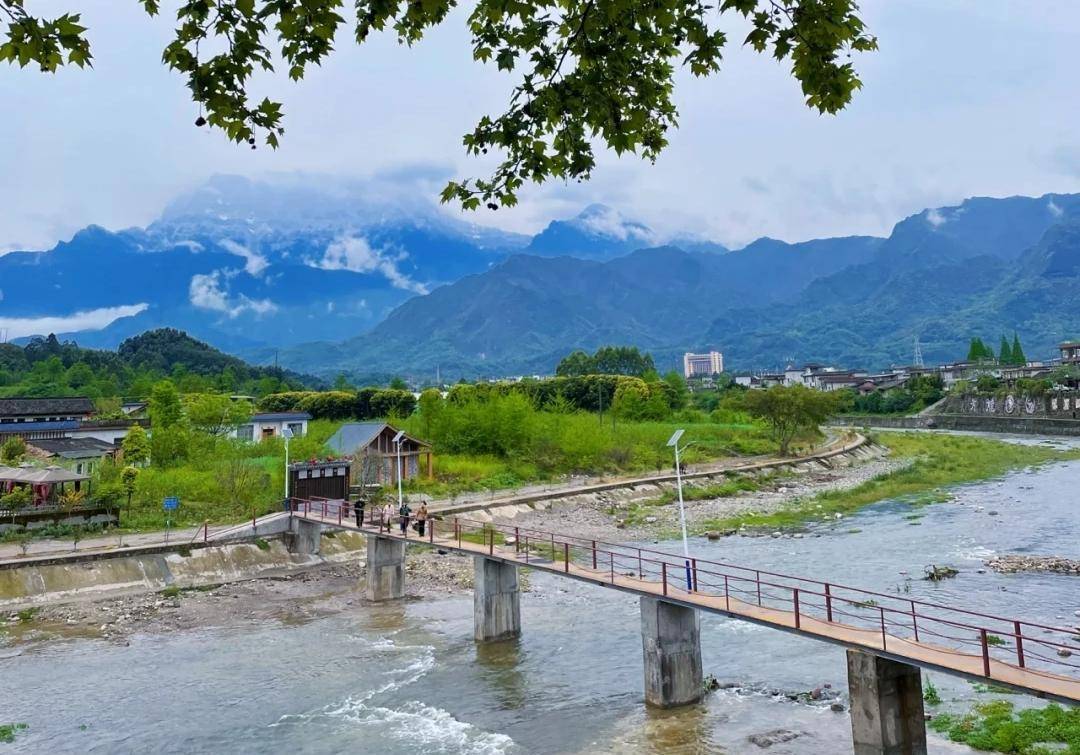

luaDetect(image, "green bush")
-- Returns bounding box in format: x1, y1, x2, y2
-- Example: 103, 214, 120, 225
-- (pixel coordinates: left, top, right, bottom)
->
0, 486, 32, 510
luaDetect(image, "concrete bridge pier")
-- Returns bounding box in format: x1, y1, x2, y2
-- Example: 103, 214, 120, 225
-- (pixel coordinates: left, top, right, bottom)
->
366, 535, 406, 601
640, 597, 703, 708
287, 518, 322, 555
846, 650, 927, 755
473, 556, 521, 642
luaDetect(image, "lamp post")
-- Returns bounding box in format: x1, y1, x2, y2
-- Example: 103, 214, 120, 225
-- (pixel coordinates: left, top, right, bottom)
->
667, 429, 694, 591
283, 425, 294, 507
392, 430, 405, 511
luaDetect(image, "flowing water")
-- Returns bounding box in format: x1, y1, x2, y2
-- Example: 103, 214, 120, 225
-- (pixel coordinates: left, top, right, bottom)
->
4, 434, 1079, 754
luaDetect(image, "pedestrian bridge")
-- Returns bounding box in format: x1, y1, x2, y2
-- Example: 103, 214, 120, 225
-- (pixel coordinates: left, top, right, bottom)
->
285, 497, 1079, 754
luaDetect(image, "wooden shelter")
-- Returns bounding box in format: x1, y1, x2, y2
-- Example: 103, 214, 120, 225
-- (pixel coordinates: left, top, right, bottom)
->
288, 459, 351, 502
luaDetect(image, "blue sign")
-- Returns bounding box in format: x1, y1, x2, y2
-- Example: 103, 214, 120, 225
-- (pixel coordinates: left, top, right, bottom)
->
163, 496, 179, 511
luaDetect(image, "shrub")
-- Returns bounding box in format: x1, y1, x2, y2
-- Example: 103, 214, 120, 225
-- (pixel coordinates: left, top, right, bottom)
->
0, 486, 32, 510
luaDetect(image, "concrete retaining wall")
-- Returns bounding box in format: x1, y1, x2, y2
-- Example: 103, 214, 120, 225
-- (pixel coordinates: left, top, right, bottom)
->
0, 531, 366, 610
441, 435, 879, 523
457, 437, 885, 523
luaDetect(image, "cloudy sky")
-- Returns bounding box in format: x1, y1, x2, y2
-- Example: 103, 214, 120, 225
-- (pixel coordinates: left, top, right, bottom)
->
2, 1, 1079, 253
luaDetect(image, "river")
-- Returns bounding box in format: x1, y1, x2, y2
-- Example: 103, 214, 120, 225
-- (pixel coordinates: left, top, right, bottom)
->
3, 433, 1079, 754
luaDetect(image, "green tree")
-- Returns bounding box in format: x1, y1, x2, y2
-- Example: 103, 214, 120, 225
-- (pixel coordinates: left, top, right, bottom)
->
1011, 333, 1027, 365
661, 370, 690, 411
389, 377, 409, 391
744, 385, 839, 455
148, 380, 183, 429
3, 1, 875, 209
0, 436, 26, 464
966, 338, 981, 362
185, 393, 251, 436
121, 425, 151, 466
120, 465, 139, 514
417, 388, 443, 439
998, 335, 1012, 365
555, 350, 596, 377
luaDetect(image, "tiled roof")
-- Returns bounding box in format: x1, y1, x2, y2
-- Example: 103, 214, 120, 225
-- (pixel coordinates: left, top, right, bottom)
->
0, 397, 95, 417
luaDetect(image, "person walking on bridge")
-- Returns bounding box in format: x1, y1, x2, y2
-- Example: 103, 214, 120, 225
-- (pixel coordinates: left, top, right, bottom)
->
398, 500, 412, 535
354, 496, 365, 528
380, 501, 393, 533
415, 502, 429, 538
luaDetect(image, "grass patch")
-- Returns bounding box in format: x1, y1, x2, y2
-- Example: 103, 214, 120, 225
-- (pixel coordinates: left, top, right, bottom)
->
160, 585, 182, 598
929, 700, 1080, 754
0, 724, 27, 743
696, 432, 1080, 533
254, 538, 271, 551
923, 678, 942, 706
16, 607, 37, 624
400, 415, 777, 499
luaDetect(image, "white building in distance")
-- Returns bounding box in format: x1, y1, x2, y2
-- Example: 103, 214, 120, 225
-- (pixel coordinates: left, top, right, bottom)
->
683, 351, 724, 378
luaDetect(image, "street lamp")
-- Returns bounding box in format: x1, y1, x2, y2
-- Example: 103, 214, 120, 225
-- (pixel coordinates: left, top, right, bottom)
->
392, 430, 405, 511
667, 429, 694, 591
283, 425, 294, 506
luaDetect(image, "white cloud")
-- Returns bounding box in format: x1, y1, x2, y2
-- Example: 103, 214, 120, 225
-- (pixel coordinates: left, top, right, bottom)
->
0, 303, 148, 339
173, 239, 204, 253
1048, 198, 1064, 217
926, 208, 948, 227
576, 205, 655, 243
188, 270, 277, 318
312, 236, 429, 294
219, 239, 269, 276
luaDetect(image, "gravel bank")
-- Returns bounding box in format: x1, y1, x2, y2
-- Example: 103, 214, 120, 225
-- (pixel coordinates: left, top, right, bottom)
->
495, 452, 910, 543
984, 555, 1080, 575
0, 547, 479, 646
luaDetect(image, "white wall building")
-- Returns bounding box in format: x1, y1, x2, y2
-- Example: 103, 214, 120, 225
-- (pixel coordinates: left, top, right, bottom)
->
683, 351, 724, 378
233, 411, 311, 442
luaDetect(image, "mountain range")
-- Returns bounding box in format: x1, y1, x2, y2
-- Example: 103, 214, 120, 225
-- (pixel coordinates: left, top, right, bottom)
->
3, 174, 1080, 379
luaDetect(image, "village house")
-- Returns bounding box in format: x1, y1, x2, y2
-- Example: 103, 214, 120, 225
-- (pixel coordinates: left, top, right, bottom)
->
0, 397, 143, 447
233, 411, 311, 441
326, 422, 433, 486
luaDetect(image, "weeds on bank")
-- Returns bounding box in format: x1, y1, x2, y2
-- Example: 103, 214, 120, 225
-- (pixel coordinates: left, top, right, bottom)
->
0, 724, 28, 743
695, 433, 1080, 534
929, 700, 1080, 754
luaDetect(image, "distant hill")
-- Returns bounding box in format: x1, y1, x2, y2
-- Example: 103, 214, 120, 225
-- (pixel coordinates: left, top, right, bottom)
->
282, 192, 1080, 377
286, 233, 881, 377
0, 328, 316, 397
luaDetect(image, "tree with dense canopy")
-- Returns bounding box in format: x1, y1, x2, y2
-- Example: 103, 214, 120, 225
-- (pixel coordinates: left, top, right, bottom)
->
555, 345, 656, 377
744, 383, 838, 455
1, 0, 875, 208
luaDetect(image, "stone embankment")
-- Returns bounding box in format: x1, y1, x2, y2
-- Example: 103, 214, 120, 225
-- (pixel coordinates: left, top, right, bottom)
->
453, 436, 885, 528
984, 555, 1080, 575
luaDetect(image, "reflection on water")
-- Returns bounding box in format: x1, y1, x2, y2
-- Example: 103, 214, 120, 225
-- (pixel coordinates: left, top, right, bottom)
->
2, 446, 1077, 754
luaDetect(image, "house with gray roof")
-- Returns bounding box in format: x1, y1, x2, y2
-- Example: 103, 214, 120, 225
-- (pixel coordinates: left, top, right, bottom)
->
326, 422, 432, 486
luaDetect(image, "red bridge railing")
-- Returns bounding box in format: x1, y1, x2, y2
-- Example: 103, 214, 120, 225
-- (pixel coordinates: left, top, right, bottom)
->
287, 497, 1080, 688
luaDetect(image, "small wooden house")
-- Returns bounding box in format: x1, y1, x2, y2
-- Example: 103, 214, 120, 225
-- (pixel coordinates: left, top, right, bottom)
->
288, 459, 351, 501
326, 422, 433, 487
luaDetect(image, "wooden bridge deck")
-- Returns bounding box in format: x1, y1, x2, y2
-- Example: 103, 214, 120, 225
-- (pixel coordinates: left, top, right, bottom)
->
295, 509, 1080, 704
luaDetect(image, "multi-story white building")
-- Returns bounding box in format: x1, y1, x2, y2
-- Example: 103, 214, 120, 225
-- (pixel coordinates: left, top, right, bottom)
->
683, 351, 724, 378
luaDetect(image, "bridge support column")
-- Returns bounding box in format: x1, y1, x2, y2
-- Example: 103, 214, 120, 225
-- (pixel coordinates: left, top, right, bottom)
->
473, 557, 521, 642
846, 650, 927, 755
287, 518, 322, 556
366, 535, 406, 601
640, 596, 703, 708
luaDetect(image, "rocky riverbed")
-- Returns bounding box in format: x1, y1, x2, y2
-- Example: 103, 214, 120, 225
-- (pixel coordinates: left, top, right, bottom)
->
494, 452, 910, 543
984, 554, 1080, 575
0, 548, 480, 646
